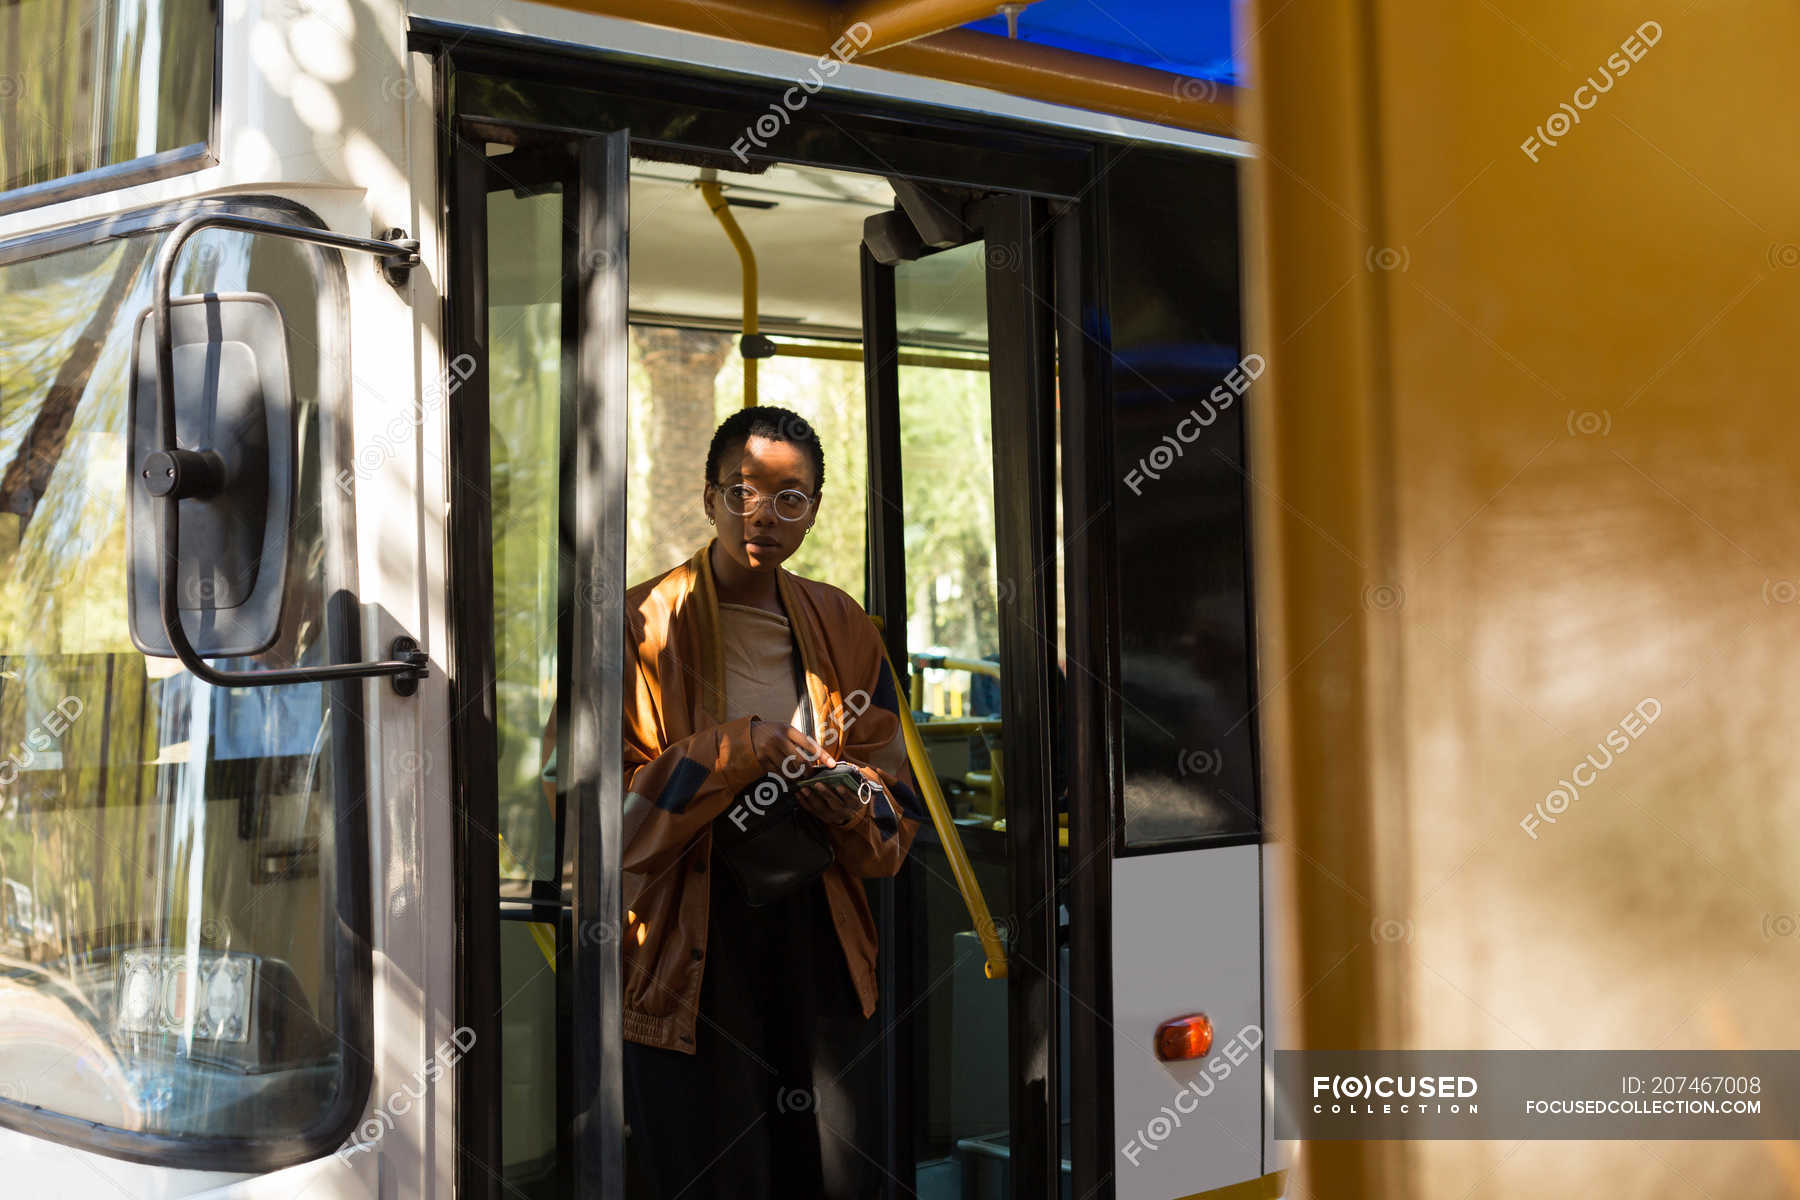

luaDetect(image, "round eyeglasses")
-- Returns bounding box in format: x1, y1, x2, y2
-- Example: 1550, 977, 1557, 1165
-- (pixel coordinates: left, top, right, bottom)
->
711, 482, 815, 521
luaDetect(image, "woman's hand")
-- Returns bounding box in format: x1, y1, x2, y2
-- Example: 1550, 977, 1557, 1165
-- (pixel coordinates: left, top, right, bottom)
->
795, 772, 865, 826
748, 719, 834, 775
746, 721, 864, 824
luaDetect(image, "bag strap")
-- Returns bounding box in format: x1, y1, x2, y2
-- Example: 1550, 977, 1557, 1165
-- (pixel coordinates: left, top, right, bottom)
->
787, 630, 815, 741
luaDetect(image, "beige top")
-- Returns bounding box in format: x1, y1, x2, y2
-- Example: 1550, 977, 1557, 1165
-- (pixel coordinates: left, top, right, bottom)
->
717, 602, 807, 729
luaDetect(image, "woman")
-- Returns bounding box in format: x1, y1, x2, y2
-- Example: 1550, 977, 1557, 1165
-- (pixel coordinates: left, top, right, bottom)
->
620, 405, 923, 1199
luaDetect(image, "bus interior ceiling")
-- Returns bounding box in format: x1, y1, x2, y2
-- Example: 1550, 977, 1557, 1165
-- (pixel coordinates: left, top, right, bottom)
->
630, 162, 889, 346
626, 158, 988, 351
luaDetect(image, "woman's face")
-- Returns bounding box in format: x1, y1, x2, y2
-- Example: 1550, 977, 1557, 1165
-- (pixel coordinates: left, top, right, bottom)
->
703, 434, 821, 574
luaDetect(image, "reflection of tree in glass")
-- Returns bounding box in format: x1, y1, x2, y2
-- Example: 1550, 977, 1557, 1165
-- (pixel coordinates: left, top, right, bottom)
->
898, 364, 998, 661
2, 0, 214, 191
490, 296, 563, 884
0, 237, 154, 653
633, 327, 729, 573
0, 232, 211, 975
0, 238, 153, 983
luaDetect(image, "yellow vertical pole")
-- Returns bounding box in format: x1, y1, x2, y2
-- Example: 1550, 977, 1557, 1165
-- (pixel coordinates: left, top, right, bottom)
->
1246, 2, 1800, 1197
1242, 2, 1404, 1197
698, 180, 759, 407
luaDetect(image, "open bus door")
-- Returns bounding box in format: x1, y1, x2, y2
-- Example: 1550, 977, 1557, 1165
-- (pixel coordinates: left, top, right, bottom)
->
448, 132, 1081, 1197
446, 121, 630, 1198
860, 190, 1076, 1198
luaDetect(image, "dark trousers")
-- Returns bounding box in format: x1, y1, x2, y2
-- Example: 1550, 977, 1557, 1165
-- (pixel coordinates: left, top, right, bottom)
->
624, 852, 884, 1200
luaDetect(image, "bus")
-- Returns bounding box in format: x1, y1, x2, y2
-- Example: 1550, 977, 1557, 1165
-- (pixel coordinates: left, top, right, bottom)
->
0, 2, 1282, 1197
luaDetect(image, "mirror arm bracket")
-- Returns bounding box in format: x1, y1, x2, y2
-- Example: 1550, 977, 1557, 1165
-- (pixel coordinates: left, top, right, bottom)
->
151, 213, 429, 695
375, 227, 422, 287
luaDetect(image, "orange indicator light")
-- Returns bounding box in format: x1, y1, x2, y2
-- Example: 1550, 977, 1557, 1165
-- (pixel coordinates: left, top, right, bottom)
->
1153, 1013, 1214, 1062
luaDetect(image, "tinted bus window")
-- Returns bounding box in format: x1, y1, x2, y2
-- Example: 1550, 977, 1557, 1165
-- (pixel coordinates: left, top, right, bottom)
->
0, 0, 215, 195
1106, 148, 1259, 847
0, 223, 357, 1145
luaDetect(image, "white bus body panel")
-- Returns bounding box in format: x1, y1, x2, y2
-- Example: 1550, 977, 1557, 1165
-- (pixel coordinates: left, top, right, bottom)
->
0, 1127, 249, 1198
0, 1125, 376, 1197
0, 19, 452, 1189
1262, 842, 1292, 1181
1113, 844, 1263, 1200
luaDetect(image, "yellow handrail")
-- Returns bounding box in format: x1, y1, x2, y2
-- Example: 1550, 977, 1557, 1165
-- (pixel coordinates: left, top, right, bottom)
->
526, 921, 557, 970
498, 833, 559, 971
769, 341, 988, 373
698, 179, 759, 407
910, 651, 1000, 678
908, 651, 999, 711
872, 617, 1007, 979
698, 176, 986, 413
697, 184, 986, 392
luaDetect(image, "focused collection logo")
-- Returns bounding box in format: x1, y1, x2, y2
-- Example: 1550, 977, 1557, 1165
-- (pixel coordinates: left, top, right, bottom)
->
1311, 1074, 1479, 1116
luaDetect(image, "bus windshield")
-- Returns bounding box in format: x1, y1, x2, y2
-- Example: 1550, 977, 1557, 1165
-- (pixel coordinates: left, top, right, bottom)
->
0, 218, 356, 1148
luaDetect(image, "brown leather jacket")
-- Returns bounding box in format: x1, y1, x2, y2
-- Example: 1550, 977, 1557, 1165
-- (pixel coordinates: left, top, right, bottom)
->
620, 543, 923, 1053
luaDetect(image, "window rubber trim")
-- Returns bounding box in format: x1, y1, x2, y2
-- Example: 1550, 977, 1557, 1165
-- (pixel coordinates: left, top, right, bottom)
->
0, 193, 375, 1173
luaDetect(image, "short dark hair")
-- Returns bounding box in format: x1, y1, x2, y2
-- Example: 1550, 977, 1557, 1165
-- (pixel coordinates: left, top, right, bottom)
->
704, 405, 826, 493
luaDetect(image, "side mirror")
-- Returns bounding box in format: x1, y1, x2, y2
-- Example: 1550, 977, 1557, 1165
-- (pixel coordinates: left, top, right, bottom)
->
127, 292, 295, 658
127, 212, 427, 692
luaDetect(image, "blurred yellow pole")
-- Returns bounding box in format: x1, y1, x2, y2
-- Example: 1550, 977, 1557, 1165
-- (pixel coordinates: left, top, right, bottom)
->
1246, 1, 1800, 1196
1241, 0, 1409, 1196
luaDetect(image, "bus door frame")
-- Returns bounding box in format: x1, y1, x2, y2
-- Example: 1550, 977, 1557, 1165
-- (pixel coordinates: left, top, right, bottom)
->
444, 115, 630, 1199
860, 194, 1072, 1199
1050, 192, 1122, 1200
427, 29, 1121, 1198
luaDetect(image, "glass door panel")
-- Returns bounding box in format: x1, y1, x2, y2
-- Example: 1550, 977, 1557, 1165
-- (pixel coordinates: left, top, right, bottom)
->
489, 179, 567, 896
452, 124, 629, 1200
486, 168, 568, 1197
892, 241, 1012, 1197
867, 197, 1063, 1200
